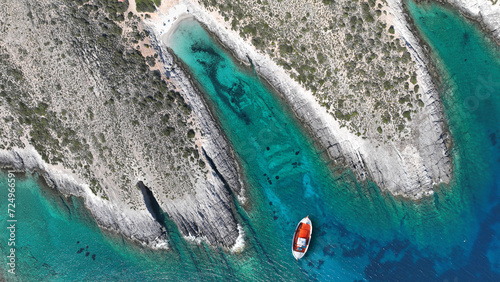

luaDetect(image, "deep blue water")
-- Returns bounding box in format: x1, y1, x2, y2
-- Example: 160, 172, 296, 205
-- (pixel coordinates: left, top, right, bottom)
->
406, 1, 500, 280
0, 1, 499, 280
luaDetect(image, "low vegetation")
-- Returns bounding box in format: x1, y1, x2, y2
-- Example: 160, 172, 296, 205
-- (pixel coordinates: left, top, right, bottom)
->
0, 0, 205, 203
135, 0, 161, 13
200, 0, 424, 142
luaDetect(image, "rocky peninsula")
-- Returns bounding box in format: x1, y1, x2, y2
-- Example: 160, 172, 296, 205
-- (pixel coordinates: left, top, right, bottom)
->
0, 0, 244, 249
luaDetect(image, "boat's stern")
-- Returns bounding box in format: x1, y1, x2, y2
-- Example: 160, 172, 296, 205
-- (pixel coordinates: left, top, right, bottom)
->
292, 250, 305, 260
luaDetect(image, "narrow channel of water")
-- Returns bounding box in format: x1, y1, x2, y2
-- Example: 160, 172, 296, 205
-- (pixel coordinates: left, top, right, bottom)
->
165, 3, 500, 277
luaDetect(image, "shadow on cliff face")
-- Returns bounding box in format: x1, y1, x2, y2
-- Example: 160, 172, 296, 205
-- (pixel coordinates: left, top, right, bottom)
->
138, 181, 166, 227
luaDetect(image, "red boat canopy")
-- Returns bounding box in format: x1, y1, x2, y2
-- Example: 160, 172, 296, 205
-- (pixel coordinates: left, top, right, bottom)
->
293, 223, 311, 253
298, 224, 311, 238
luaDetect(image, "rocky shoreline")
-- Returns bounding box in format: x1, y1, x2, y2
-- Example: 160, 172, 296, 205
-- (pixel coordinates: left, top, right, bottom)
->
0, 141, 245, 251
435, 0, 500, 45
0, 146, 169, 250
149, 0, 452, 199
147, 22, 246, 250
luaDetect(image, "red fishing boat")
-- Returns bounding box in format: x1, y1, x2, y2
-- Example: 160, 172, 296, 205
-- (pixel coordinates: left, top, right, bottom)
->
292, 216, 312, 260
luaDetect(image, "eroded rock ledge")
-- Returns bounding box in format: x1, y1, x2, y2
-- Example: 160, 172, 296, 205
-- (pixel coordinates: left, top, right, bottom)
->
0, 147, 168, 249
145, 29, 246, 248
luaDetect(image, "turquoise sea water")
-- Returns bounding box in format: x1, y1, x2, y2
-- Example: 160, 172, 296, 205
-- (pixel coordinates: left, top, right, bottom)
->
1, 1, 499, 280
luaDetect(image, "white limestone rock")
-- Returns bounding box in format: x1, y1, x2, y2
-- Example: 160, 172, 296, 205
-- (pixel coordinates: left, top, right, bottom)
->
444, 0, 500, 43
0, 146, 169, 249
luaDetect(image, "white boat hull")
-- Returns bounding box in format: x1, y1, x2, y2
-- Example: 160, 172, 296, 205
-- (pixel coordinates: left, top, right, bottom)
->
292, 217, 312, 260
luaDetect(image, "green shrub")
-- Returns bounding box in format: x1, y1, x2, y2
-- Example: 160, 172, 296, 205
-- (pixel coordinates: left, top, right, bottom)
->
279, 44, 293, 54
410, 74, 417, 84
135, 0, 157, 13
403, 111, 411, 121
163, 127, 175, 136
317, 53, 326, 64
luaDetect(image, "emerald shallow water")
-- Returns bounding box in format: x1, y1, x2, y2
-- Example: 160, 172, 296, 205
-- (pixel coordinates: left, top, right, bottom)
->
1, 1, 499, 280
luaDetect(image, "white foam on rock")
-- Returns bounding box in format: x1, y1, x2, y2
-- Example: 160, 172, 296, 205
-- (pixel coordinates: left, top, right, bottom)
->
230, 224, 245, 253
